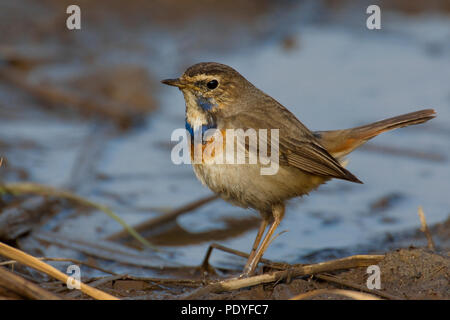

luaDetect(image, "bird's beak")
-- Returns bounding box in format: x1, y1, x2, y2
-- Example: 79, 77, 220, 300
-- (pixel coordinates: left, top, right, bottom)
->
161, 78, 186, 89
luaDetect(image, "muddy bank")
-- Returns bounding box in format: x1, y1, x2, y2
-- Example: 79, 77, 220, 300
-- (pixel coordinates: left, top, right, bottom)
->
2, 216, 444, 300
103, 216, 450, 300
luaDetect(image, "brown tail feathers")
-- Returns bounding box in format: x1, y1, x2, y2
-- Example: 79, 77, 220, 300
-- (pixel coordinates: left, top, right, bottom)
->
315, 109, 436, 159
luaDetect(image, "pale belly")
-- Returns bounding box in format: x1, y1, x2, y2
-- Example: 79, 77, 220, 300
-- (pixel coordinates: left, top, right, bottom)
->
192, 162, 328, 214
185, 115, 331, 214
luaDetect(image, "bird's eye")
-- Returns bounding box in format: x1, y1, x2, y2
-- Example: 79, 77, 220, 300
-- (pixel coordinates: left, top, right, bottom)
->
207, 79, 218, 90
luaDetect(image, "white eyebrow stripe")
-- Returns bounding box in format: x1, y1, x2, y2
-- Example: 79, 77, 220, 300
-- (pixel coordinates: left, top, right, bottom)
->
183, 74, 221, 82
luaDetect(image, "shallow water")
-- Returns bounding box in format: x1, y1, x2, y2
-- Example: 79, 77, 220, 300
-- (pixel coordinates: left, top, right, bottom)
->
0, 3, 449, 276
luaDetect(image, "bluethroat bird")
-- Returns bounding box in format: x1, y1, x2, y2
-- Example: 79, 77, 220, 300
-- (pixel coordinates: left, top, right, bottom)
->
162, 62, 436, 277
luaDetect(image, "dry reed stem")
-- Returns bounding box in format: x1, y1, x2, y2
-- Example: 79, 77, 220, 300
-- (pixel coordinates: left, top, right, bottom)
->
314, 274, 401, 300
0, 242, 119, 300
201, 242, 288, 271
290, 288, 381, 300
418, 206, 436, 251
183, 254, 384, 299
0, 257, 117, 275
0, 266, 61, 300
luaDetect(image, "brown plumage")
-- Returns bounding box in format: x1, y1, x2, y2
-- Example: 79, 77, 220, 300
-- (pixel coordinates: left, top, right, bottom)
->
315, 109, 436, 159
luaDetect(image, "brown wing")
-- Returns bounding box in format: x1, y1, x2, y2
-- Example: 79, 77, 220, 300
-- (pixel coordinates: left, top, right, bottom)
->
280, 137, 362, 183
221, 106, 362, 183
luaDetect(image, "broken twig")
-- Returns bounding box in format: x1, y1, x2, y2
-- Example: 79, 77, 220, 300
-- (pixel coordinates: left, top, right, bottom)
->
201, 242, 288, 272
0, 257, 117, 276
0, 266, 61, 300
183, 254, 384, 299
290, 288, 381, 300
0, 241, 118, 300
418, 206, 436, 251
314, 274, 401, 300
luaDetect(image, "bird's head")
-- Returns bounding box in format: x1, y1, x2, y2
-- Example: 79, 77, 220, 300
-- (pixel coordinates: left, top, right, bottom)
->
162, 62, 251, 116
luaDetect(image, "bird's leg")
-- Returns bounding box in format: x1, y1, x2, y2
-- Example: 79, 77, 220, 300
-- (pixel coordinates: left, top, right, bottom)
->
242, 218, 269, 274
241, 204, 285, 277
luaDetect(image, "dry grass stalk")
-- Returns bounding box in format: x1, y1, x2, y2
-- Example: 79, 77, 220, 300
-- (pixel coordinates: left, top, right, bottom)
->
417, 206, 436, 251
201, 242, 289, 272
0, 266, 61, 300
314, 274, 401, 300
0, 242, 119, 300
290, 288, 381, 300
0, 257, 117, 276
183, 254, 384, 299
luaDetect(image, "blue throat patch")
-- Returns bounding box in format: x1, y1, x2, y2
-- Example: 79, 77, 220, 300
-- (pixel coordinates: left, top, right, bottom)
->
185, 97, 217, 144
185, 119, 217, 144
196, 96, 216, 111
